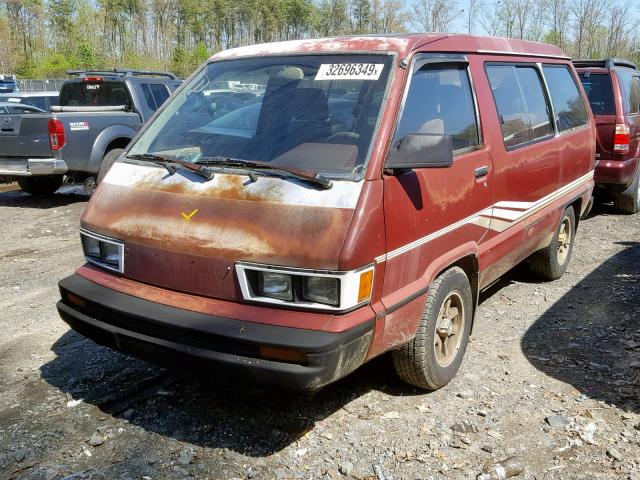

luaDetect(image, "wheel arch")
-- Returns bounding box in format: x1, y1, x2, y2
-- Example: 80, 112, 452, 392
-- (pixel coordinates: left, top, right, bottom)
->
88, 125, 136, 173
434, 254, 479, 333
421, 244, 479, 333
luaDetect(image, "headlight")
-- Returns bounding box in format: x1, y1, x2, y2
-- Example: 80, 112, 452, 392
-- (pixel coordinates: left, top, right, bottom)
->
80, 229, 124, 273
100, 242, 121, 267
302, 276, 339, 306
81, 235, 100, 259
258, 272, 293, 301
236, 263, 374, 311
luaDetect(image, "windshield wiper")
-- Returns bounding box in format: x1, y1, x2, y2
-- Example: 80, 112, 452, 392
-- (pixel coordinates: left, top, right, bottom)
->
126, 153, 214, 181
195, 156, 332, 189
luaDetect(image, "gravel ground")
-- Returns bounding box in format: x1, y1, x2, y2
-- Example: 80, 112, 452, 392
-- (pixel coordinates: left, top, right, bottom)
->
0, 183, 639, 480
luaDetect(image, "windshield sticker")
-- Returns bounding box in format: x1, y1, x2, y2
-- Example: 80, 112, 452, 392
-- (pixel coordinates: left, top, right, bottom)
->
315, 63, 384, 81
70, 121, 89, 131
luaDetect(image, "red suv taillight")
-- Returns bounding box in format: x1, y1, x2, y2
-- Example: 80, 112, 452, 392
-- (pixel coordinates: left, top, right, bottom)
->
48, 119, 65, 151
613, 124, 630, 153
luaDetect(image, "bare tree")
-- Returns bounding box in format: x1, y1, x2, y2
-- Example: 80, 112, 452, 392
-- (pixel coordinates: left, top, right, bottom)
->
370, 0, 409, 33
465, 0, 481, 34
605, 1, 634, 56
410, 0, 461, 32
541, 0, 570, 49
479, 0, 501, 36
570, 0, 611, 57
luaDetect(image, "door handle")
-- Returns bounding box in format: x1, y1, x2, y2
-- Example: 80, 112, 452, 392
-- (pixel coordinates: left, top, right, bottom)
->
474, 166, 489, 179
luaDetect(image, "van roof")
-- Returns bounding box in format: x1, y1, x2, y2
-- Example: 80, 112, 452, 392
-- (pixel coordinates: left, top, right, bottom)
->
210, 34, 568, 61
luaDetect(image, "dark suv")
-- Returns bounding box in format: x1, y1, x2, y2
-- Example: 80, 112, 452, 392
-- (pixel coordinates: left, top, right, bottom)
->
574, 58, 640, 213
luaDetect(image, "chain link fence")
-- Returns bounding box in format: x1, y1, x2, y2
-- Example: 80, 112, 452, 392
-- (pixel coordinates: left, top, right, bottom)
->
16, 79, 67, 92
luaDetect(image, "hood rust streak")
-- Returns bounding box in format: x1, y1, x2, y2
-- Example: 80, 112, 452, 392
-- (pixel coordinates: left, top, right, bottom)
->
132, 174, 285, 203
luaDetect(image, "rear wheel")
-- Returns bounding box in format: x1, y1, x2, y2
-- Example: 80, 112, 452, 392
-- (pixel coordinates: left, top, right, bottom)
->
392, 267, 473, 390
97, 148, 124, 184
613, 167, 640, 214
529, 206, 575, 280
17, 175, 63, 196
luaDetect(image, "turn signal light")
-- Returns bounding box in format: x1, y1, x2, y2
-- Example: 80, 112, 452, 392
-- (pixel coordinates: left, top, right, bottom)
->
358, 269, 374, 303
259, 346, 307, 364
613, 124, 630, 153
66, 292, 86, 308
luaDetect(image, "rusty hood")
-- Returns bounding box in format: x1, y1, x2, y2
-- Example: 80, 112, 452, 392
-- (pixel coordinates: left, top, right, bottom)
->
81, 161, 362, 301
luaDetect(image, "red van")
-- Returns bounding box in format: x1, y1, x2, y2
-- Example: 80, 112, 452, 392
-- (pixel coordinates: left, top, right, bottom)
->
57, 35, 595, 391
574, 59, 640, 213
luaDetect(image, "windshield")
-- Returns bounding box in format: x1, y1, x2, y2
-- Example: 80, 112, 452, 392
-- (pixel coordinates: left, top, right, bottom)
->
128, 54, 393, 179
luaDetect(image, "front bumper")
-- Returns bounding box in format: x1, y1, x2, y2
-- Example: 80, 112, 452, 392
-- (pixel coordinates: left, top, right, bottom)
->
0, 158, 68, 176
594, 157, 638, 188
57, 274, 373, 390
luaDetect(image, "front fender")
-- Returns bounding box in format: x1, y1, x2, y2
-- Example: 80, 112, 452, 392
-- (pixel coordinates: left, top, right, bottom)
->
87, 125, 137, 173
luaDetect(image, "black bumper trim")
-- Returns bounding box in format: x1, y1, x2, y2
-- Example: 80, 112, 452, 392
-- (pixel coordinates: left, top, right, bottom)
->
57, 274, 374, 390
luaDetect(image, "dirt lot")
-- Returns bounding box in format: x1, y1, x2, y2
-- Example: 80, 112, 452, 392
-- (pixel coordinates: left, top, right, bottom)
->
0, 183, 639, 480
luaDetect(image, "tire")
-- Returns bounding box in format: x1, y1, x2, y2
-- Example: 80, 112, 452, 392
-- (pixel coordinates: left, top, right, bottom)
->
613, 166, 640, 214
17, 175, 63, 196
529, 206, 576, 280
392, 266, 473, 390
97, 148, 124, 184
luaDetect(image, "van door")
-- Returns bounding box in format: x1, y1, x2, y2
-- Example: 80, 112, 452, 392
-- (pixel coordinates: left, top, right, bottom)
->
381, 58, 493, 319
478, 62, 561, 284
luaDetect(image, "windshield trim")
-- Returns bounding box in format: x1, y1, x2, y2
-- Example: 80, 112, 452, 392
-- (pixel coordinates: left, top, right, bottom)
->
125, 51, 397, 183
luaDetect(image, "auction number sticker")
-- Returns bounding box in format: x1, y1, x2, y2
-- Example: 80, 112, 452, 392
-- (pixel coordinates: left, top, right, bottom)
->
70, 121, 89, 131
315, 63, 384, 81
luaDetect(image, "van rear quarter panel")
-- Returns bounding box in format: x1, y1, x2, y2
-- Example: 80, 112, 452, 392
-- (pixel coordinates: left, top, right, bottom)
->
473, 55, 594, 285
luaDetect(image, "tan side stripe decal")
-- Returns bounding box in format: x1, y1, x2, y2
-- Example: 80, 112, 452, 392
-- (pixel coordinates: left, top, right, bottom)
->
375, 171, 594, 263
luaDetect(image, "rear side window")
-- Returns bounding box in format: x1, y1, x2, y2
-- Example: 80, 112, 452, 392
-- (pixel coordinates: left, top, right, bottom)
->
59, 81, 132, 107
578, 73, 615, 114
141, 83, 171, 111
617, 70, 640, 115
395, 64, 479, 152
486, 65, 553, 149
543, 66, 588, 132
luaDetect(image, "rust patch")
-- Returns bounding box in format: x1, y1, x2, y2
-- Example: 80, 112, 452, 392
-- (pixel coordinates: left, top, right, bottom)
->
131, 173, 284, 203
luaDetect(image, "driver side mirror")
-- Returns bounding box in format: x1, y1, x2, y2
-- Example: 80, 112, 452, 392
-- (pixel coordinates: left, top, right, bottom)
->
385, 133, 454, 172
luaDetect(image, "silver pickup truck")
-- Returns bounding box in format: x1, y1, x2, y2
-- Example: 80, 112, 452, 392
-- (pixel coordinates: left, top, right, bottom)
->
0, 69, 181, 195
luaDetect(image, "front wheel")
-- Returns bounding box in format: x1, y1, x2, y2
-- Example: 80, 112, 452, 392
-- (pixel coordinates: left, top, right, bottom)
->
613, 166, 640, 214
392, 267, 473, 390
17, 175, 63, 196
529, 206, 576, 280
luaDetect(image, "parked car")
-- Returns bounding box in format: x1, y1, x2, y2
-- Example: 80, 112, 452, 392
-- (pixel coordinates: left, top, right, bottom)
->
0, 74, 18, 93
574, 58, 640, 213
0, 69, 181, 196
57, 35, 595, 391
0, 91, 59, 111
0, 102, 45, 114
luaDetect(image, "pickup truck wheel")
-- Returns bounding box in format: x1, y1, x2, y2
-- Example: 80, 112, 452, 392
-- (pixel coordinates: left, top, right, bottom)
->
17, 175, 63, 196
392, 267, 473, 390
613, 167, 640, 214
97, 148, 124, 184
529, 206, 575, 280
